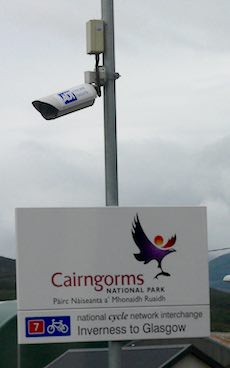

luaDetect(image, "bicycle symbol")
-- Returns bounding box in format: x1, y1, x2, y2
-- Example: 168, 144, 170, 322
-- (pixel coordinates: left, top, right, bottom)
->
47, 319, 69, 335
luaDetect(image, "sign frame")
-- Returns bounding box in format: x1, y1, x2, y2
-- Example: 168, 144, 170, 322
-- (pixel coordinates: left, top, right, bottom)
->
16, 207, 210, 344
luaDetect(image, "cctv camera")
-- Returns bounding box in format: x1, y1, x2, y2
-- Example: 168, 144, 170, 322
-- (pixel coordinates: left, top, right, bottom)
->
32, 83, 97, 120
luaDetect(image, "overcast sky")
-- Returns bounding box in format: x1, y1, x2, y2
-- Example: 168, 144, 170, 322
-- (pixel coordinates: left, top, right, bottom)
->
1, 0, 230, 258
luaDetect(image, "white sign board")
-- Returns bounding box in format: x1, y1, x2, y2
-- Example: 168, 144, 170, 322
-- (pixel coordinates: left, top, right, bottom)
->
16, 207, 210, 344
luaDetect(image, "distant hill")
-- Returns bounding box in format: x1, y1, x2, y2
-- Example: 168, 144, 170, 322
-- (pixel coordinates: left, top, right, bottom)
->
208, 252, 230, 331
0, 256, 16, 300
210, 288, 230, 332
209, 253, 230, 293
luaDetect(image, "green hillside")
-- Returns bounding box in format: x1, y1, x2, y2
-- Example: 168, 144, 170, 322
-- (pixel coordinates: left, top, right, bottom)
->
209, 253, 230, 293
0, 276, 16, 300
0, 257, 16, 300
210, 288, 230, 331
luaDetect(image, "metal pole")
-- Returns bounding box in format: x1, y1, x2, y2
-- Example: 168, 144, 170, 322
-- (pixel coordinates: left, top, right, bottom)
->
101, 1, 121, 367
101, 0, 118, 207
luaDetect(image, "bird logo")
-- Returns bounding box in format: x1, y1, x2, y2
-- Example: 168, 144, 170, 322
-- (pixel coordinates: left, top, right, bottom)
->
132, 214, 176, 279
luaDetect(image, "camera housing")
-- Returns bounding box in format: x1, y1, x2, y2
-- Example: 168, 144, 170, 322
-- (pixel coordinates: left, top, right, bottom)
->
32, 83, 97, 120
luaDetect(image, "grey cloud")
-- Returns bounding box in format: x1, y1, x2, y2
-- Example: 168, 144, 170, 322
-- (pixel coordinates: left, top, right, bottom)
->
0, 138, 105, 257
118, 136, 230, 249
116, 0, 230, 53
119, 139, 200, 206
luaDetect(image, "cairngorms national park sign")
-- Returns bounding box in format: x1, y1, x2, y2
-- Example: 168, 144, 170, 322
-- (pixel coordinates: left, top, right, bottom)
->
16, 207, 210, 344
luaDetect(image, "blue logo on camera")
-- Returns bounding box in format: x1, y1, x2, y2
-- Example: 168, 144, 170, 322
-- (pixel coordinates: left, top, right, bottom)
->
58, 91, 77, 104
